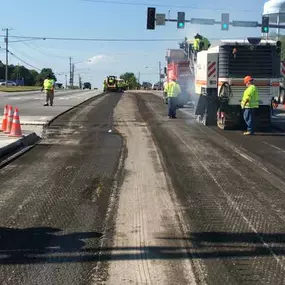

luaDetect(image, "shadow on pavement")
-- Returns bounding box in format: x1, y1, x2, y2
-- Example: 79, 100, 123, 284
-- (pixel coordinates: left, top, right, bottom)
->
0, 229, 285, 264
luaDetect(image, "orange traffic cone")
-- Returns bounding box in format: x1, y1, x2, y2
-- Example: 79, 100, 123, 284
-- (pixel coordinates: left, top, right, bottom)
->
1, 105, 9, 132
4, 106, 14, 134
8, 108, 22, 137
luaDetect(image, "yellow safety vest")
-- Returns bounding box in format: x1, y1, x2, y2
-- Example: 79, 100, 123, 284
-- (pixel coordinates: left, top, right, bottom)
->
241, 85, 259, 109
44, 79, 54, 90
164, 81, 181, 97
193, 38, 200, 51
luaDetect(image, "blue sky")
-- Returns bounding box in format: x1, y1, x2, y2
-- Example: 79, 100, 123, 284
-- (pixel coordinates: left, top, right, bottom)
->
0, 0, 270, 87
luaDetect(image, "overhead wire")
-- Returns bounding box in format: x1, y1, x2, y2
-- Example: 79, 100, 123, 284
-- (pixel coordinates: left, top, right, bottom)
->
20, 41, 70, 59
82, 0, 254, 12
8, 50, 41, 71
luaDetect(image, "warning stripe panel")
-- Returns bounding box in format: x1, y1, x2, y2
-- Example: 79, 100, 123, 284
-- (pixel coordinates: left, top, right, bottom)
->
208, 61, 216, 78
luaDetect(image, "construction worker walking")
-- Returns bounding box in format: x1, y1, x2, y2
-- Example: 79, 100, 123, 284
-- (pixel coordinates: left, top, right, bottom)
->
41, 74, 55, 106
241, 76, 259, 135
164, 78, 181, 119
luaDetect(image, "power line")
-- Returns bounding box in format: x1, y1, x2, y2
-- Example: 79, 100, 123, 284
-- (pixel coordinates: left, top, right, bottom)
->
20, 41, 69, 59
0, 35, 183, 42
82, 0, 254, 12
8, 50, 41, 71
0, 35, 249, 42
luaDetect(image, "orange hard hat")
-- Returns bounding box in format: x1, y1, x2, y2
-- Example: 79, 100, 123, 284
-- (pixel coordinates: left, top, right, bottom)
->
244, 75, 253, 84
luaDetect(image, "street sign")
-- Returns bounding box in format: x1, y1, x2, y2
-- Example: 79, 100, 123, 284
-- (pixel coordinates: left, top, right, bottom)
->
232, 21, 258, 28
191, 18, 215, 25
156, 14, 166, 26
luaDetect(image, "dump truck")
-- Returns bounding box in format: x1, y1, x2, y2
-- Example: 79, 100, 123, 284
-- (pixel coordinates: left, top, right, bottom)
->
191, 37, 282, 129
164, 49, 191, 107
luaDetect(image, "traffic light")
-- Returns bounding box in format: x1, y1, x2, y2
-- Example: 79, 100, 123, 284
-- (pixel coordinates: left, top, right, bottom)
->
147, 7, 156, 30
221, 13, 229, 30
262, 16, 269, 33
177, 12, 185, 29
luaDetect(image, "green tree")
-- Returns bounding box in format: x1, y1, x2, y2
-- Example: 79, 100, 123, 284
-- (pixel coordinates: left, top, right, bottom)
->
120, 72, 138, 89
36, 68, 57, 85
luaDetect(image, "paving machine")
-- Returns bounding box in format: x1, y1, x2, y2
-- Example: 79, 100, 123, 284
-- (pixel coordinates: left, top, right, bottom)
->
105, 75, 119, 92
191, 37, 282, 129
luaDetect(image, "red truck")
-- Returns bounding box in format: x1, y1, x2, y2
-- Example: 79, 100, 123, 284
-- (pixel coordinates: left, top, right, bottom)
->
164, 49, 192, 107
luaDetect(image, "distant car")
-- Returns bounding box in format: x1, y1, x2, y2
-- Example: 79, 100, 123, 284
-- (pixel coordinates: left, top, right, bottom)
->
0, 81, 16, 86
83, 82, 91, 90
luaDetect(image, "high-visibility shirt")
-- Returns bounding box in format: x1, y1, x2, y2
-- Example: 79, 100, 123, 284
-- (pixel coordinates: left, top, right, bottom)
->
43, 79, 54, 90
241, 84, 259, 109
193, 38, 200, 51
164, 81, 181, 97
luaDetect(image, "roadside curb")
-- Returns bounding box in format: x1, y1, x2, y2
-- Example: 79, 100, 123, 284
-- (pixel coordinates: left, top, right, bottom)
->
0, 91, 105, 166
0, 132, 40, 160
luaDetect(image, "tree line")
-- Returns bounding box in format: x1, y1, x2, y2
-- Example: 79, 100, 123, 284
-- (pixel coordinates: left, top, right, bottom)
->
0, 62, 57, 86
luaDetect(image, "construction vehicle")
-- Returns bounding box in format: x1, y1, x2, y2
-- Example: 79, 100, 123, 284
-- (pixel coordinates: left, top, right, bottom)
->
187, 37, 282, 129
105, 75, 119, 92
164, 49, 192, 107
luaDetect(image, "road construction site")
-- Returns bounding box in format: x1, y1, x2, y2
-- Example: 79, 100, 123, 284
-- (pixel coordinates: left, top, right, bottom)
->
0, 90, 285, 284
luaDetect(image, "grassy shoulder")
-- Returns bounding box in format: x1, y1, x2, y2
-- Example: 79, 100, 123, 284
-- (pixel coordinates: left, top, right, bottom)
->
0, 86, 41, 92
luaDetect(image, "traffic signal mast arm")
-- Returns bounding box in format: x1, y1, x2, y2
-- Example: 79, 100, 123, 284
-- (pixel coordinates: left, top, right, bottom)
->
147, 8, 285, 31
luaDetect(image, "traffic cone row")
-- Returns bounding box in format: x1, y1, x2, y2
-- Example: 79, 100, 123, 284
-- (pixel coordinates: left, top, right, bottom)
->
1, 105, 22, 137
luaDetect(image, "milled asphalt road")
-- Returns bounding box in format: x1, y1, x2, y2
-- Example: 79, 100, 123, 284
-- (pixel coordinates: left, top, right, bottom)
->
136, 92, 285, 285
2, 91, 285, 284
0, 92, 123, 285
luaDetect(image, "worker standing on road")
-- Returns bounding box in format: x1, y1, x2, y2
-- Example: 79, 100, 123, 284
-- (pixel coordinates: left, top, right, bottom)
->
241, 76, 259, 135
164, 77, 181, 119
41, 74, 55, 107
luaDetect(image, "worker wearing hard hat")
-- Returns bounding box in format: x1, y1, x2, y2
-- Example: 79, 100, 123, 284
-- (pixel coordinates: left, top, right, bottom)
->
241, 76, 259, 135
193, 33, 211, 52
164, 77, 181, 119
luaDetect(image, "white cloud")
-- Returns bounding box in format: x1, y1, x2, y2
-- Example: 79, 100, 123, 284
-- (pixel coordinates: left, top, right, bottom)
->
88, 54, 113, 65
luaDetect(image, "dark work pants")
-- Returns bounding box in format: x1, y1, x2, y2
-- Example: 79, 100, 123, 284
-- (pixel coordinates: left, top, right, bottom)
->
243, 108, 255, 134
168, 97, 177, 118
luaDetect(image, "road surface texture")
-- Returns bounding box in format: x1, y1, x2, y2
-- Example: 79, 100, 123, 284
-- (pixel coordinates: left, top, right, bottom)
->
134, 91, 285, 285
0, 92, 123, 285
2, 90, 285, 284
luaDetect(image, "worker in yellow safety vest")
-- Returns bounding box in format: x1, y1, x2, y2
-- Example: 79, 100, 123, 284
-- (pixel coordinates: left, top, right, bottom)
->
41, 74, 55, 106
241, 75, 259, 135
193, 33, 211, 52
164, 77, 181, 119
103, 79, 107, 92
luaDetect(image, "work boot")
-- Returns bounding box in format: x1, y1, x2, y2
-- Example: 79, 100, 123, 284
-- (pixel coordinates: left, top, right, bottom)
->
243, 131, 252, 136
43, 103, 49, 106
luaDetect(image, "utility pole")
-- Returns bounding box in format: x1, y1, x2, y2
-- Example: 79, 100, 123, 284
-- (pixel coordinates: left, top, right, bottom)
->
65, 74, 67, 89
78, 74, 82, 89
159, 61, 162, 89
72, 64, 75, 88
2, 28, 12, 87
69, 57, 72, 89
